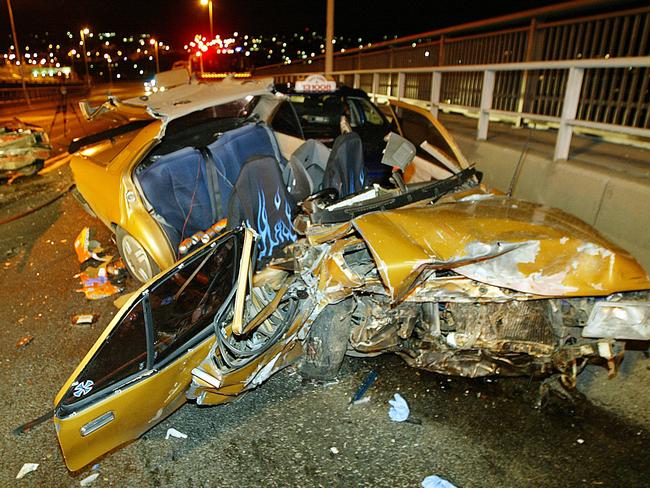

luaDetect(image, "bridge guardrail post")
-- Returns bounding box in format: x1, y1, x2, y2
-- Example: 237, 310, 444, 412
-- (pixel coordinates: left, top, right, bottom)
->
430, 71, 441, 119
478, 69, 495, 140
554, 66, 584, 161
372, 72, 379, 103
397, 72, 406, 101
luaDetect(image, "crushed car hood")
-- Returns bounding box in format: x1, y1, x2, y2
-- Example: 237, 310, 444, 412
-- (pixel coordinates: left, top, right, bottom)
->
352, 195, 650, 300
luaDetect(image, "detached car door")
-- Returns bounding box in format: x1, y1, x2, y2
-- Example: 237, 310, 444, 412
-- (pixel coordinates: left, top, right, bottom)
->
53, 230, 242, 471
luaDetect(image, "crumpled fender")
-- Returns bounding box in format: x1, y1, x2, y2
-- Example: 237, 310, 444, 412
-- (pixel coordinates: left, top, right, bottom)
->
353, 195, 650, 301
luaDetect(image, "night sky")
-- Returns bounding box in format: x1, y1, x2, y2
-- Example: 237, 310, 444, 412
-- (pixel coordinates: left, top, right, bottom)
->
5, 0, 566, 47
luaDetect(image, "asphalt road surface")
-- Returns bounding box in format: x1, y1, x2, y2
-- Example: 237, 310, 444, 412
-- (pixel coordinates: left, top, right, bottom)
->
0, 83, 648, 487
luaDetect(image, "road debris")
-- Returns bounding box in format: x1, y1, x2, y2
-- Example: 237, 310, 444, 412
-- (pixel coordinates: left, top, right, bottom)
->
422, 475, 457, 488
165, 428, 188, 440
74, 227, 109, 264
16, 335, 34, 349
388, 393, 410, 422
71, 314, 100, 326
352, 396, 371, 405
76, 270, 124, 300
73, 227, 127, 299
12, 409, 54, 436
0, 119, 51, 182
350, 369, 378, 405
15, 463, 39, 479
79, 472, 99, 486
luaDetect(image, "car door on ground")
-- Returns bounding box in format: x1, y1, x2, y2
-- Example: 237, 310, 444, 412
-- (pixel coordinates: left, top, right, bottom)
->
53, 231, 242, 471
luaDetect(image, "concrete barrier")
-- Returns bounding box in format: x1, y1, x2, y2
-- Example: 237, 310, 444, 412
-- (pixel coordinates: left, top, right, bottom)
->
454, 132, 650, 272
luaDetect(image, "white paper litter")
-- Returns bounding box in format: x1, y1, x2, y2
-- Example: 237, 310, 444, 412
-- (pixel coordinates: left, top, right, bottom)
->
80, 472, 100, 486
422, 475, 457, 488
165, 428, 188, 440
388, 393, 410, 422
16, 463, 39, 479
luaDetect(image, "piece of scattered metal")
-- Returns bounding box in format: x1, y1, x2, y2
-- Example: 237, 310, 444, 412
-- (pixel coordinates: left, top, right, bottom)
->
165, 428, 188, 440
71, 314, 100, 326
15, 463, 39, 480
12, 409, 54, 436
350, 369, 378, 404
16, 335, 33, 349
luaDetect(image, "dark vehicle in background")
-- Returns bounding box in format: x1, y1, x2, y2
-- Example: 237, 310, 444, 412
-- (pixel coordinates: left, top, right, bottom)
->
271, 78, 393, 184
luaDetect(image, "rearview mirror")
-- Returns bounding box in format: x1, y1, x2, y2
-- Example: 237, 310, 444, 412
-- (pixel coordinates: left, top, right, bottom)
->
381, 132, 416, 171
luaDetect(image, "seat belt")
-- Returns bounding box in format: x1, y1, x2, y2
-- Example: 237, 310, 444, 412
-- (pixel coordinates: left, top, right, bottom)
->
200, 148, 223, 221
261, 123, 283, 166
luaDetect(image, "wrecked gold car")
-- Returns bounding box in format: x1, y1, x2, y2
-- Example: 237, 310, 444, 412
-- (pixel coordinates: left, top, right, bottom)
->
0, 119, 51, 178
54, 99, 650, 471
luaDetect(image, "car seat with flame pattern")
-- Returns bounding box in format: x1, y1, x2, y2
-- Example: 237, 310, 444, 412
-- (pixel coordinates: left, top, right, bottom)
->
227, 155, 298, 261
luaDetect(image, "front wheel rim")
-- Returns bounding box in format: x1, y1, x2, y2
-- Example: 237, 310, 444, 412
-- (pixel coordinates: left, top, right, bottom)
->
121, 234, 154, 282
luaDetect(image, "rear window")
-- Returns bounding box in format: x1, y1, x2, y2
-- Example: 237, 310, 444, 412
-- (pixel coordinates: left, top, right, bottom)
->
164, 98, 255, 137
288, 94, 346, 139
147, 97, 259, 159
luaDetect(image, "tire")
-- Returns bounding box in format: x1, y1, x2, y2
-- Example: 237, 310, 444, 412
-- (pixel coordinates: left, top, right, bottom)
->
300, 298, 354, 381
116, 227, 160, 283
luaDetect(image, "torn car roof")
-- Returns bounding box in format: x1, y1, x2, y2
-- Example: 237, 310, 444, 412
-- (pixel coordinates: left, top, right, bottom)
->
79, 78, 275, 138
122, 77, 274, 123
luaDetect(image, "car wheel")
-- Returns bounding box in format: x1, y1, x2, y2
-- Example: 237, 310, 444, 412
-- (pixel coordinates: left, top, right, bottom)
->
116, 227, 160, 283
300, 298, 354, 381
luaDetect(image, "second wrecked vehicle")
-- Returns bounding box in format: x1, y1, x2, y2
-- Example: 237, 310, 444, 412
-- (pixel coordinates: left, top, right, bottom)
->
54, 79, 650, 471
0, 119, 51, 179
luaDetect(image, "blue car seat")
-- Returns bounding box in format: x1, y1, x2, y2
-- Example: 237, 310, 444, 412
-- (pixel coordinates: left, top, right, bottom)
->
138, 122, 285, 253
322, 131, 367, 198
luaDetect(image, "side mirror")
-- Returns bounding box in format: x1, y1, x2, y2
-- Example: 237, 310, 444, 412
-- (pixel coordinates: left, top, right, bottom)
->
381, 132, 416, 171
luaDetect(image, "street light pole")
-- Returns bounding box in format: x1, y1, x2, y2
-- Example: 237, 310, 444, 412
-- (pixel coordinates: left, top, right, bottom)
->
6, 0, 31, 106
80, 28, 91, 87
200, 0, 214, 39
150, 39, 160, 73
325, 0, 334, 75
104, 54, 112, 87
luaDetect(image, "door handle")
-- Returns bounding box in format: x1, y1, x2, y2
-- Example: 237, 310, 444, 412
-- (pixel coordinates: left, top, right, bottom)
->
80, 411, 115, 437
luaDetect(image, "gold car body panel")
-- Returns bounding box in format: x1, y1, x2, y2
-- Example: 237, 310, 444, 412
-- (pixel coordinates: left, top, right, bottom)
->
189, 230, 313, 406
53, 336, 214, 471
53, 231, 239, 471
353, 195, 650, 301
190, 318, 307, 406
70, 120, 176, 269
386, 99, 469, 183
388, 99, 469, 169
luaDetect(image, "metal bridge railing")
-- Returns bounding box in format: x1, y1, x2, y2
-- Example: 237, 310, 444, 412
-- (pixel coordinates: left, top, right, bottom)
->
268, 56, 650, 161
0, 83, 89, 106
255, 2, 650, 160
